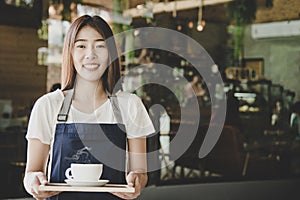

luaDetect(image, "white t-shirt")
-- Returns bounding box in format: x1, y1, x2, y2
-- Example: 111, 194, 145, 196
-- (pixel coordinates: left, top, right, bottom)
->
26, 89, 155, 145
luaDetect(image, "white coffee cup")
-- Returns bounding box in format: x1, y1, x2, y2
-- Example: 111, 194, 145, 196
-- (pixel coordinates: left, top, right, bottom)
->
65, 163, 103, 182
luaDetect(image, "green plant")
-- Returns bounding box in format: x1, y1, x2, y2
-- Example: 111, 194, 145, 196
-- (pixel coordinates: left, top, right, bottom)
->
227, 0, 256, 26
226, 0, 256, 66
37, 20, 48, 40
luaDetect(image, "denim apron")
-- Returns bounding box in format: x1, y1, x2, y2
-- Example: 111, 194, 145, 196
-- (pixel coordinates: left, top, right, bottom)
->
47, 89, 127, 200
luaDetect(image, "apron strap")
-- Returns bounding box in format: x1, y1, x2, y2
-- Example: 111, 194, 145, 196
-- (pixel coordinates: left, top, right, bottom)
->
108, 93, 124, 124
107, 91, 128, 175
57, 88, 124, 124
57, 89, 74, 122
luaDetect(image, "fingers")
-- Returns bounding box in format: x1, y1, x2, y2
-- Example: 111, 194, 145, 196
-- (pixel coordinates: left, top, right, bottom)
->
27, 171, 60, 199
32, 190, 60, 200
111, 172, 144, 199
36, 171, 48, 185
111, 187, 141, 200
112, 192, 136, 200
127, 171, 143, 192
31, 184, 61, 199
30, 172, 47, 194
134, 174, 140, 189
126, 171, 137, 187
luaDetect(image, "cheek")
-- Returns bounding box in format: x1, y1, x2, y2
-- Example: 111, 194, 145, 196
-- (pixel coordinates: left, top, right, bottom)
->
72, 54, 82, 72
72, 52, 78, 63
101, 49, 109, 63
73, 51, 83, 61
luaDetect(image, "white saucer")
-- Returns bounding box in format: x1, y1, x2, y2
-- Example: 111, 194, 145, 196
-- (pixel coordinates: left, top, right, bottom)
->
64, 179, 109, 187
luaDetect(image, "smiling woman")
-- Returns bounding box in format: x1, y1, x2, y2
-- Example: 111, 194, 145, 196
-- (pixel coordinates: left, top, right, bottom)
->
23, 15, 155, 200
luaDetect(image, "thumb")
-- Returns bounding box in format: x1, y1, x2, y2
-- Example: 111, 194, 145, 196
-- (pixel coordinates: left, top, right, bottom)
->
126, 172, 137, 187
36, 172, 48, 185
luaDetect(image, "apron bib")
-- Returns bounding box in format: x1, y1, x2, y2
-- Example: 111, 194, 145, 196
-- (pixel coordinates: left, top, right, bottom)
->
48, 89, 127, 200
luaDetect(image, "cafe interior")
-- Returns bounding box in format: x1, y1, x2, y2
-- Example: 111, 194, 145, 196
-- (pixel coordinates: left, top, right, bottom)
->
1, 0, 300, 199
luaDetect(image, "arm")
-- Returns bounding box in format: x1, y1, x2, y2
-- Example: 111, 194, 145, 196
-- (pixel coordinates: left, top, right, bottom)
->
127, 137, 148, 188
112, 137, 148, 199
23, 139, 60, 199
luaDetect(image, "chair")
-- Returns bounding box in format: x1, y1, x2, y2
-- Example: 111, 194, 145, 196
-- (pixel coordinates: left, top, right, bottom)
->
203, 125, 246, 177
170, 123, 208, 178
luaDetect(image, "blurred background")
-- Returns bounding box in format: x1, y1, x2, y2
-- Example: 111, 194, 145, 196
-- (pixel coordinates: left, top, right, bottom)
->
1, 0, 300, 199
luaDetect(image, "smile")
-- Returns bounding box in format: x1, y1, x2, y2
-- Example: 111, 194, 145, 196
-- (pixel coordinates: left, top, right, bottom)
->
83, 64, 100, 70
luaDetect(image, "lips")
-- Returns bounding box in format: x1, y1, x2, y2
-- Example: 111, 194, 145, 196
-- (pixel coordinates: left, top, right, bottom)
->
83, 64, 100, 70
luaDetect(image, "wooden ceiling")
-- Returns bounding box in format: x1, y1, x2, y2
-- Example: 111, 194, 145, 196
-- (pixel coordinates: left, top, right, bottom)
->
83, 0, 233, 9
77, 0, 300, 24
82, 0, 230, 22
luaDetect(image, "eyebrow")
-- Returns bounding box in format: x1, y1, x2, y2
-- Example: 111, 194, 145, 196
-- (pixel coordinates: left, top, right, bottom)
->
75, 39, 105, 43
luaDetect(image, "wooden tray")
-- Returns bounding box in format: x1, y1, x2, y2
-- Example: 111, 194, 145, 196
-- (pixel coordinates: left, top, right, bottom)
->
39, 183, 135, 193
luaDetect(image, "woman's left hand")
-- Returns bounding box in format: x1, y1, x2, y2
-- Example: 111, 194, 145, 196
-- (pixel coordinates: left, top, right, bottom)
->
112, 171, 148, 199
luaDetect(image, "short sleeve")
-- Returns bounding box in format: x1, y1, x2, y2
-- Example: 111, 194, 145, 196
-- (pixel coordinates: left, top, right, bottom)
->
26, 94, 58, 145
120, 93, 155, 139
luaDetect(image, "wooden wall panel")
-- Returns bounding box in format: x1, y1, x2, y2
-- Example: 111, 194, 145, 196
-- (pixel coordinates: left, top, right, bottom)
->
255, 0, 300, 23
0, 25, 47, 114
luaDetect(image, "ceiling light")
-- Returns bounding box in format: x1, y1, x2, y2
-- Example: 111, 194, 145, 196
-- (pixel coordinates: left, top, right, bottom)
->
197, 20, 206, 32
197, 0, 205, 32
188, 21, 194, 29
136, 4, 144, 10
177, 24, 182, 31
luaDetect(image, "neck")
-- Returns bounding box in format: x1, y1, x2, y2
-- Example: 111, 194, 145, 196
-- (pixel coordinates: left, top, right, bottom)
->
71, 78, 108, 114
74, 78, 107, 102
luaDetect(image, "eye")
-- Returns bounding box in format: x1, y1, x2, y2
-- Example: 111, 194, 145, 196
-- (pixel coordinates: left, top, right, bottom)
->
96, 44, 106, 48
76, 44, 85, 48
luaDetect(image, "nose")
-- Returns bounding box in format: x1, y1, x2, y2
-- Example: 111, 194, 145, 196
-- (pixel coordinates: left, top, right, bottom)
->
85, 48, 96, 59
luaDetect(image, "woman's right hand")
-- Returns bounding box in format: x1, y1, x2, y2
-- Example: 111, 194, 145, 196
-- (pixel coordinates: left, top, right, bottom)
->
23, 171, 60, 199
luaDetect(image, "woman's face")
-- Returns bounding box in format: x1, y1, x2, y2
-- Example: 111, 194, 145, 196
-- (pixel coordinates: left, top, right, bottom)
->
72, 25, 109, 83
